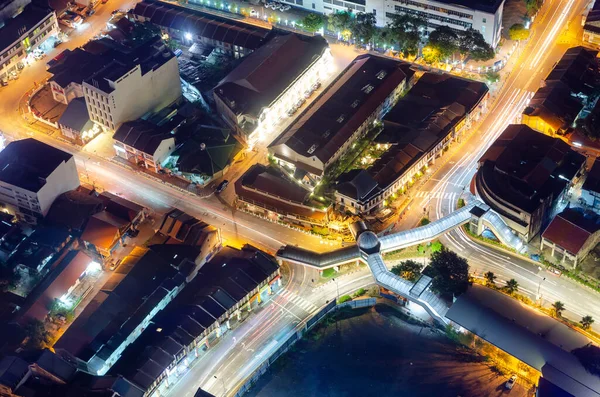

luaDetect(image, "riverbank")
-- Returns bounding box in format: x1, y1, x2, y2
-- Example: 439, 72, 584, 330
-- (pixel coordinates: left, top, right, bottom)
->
246, 304, 530, 396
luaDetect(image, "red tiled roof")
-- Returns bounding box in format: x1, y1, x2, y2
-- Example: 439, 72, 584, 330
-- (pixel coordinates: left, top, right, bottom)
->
542, 215, 592, 254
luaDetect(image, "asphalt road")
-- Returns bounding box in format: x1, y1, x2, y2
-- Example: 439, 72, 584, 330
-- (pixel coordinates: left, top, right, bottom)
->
0, 0, 597, 395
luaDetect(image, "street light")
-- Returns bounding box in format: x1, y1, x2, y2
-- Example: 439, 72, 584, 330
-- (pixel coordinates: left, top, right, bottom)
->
332, 277, 340, 303
536, 277, 546, 300
214, 375, 225, 394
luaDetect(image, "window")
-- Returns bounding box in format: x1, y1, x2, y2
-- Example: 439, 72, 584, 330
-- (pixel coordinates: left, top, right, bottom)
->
296, 0, 303, 5
362, 84, 374, 94
312, 2, 315, 8
337, 115, 345, 123
307, 144, 317, 154
373, 8, 376, 14
482, 18, 487, 23
351, 100, 360, 108
377, 70, 387, 80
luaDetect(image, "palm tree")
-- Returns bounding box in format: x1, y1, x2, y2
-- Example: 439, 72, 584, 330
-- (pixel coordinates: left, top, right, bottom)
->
581, 315, 595, 330
505, 279, 519, 294
484, 271, 496, 287
552, 301, 565, 317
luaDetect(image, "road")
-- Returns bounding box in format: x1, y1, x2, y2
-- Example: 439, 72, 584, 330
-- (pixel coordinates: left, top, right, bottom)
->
395, 0, 598, 326
0, 0, 597, 395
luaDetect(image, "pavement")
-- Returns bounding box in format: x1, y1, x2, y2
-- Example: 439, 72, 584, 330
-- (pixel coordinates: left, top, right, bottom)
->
0, 0, 596, 395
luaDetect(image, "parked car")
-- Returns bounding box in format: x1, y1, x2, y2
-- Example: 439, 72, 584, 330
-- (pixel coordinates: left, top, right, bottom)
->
216, 180, 229, 193
101, 0, 109, 4
505, 375, 517, 390
303, 90, 311, 99
287, 107, 297, 117
295, 98, 305, 108
86, 8, 95, 16
250, 8, 258, 16
281, 4, 291, 10
311, 81, 321, 91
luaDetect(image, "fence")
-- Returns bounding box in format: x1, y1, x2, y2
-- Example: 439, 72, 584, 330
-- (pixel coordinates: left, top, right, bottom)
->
232, 297, 376, 396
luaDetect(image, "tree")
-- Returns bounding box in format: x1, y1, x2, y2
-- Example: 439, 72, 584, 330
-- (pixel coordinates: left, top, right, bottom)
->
484, 271, 496, 287
23, 318, 48, 349
428, 248, 470, 298
302, 13, 325, 32
351, 12, 377, 44
573, 344, 600, 377
552, 301, 565, 317
505, 279, 519, 294
457, 29, 494, 62
328, 11, 353, 36
581, 315, 595, 330
419, 217, 430, 226
508, 24, 530, 41
0, 265, 20, 292
427, 26, 458, 61
391, 260, 423, 282
430, 240, 443, 253
526, 0, 543, 16
422, 45, 442, 64
387, 14, 427, 56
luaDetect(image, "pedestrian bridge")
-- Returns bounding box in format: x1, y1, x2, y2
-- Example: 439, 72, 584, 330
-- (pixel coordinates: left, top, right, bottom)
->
276, 198, 525, 324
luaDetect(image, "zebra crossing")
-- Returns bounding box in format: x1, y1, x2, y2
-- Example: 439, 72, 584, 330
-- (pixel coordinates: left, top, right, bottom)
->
278, 289, 318, 313
414, 191, 456, 200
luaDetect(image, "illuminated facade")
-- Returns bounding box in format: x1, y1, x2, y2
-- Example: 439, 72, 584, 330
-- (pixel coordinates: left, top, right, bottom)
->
213, 33, 332, 142
0, 2, 59, 83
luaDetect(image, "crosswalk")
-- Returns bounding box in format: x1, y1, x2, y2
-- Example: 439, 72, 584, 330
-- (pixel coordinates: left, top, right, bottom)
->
278, 289, 318, 313
414, 191, 456, 200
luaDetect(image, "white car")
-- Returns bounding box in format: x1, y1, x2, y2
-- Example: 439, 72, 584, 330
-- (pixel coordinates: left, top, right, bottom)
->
281, 4, 291, 10
505, 375, 517, 390
250, 8, 258, 16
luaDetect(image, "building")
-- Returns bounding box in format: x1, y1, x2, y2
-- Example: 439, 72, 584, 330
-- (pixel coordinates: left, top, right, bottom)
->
107, 245, 279, 397
17, 250, 95, 323
335, 73, 488, 214
82, 36, 182, 132
581, 158, 600, 211
276, 0, 503, 48
0, 0, 59, 83
168, 125, 243, 185
235, 164, 330, 227
0, 139, 80, 223
131, 0, 272, 59
48, 48, 110, 105
269, 54, 413, 179
54, 245, 199, 376
152, 209, 222, 278
476, 124, 586, 241
541, 208, 600, 268
0, 0, 32, 23
584, 0, 600, 45
57, 97, 99, 145
214, 33, 332, 137
112, 119, 179, 172
522, 46, 599, 136
8, 226, 73, 274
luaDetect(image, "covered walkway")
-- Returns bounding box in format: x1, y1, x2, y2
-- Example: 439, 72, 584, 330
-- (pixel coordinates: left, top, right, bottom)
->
276, 198, 525, 324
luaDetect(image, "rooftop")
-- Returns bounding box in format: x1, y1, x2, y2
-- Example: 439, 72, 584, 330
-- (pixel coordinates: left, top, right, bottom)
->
0, 138, 73, 192
54, 246, 192, 373
542, 208, 600, 254
83, 36, 175, 94
435, 0, 504, 13
478, 124, 585, 213
109, 245, 278, 391
270, 54, 412, 171
545, 46, 598, 96
523, 81, 584, 131
215, 33, 328, 120
173, 125, 242, 177
0, 1, 53, 54
58, 97, 94, 132
132, 0, 272, 51
446, 285, 600, 397
113, 119, 175, 156
47, 48, 111, 89
156, 209, 217, 246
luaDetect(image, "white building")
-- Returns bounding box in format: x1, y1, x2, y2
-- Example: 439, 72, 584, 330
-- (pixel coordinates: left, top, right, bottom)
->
214, 33, 332, 139
0, 138, 80, 223
112, 119, 178, 172
82, 36, 182, 132
0, 1, 59, 82
284, 0, 504, 48
269, 54, 414, 179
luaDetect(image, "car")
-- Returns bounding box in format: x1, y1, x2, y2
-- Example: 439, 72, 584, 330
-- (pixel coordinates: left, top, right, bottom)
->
303, 90, 312, 99
0, 80, 7, 87
295, 98, 305, 108
86, 8, 95, 16
311, 81, 321, 91
281, 4, 291, 10
216, 180, 229, 193
287, 108, 297, 117
250, 8, 258, 16
101, 0, 108, 3
505, 375, 517, 390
